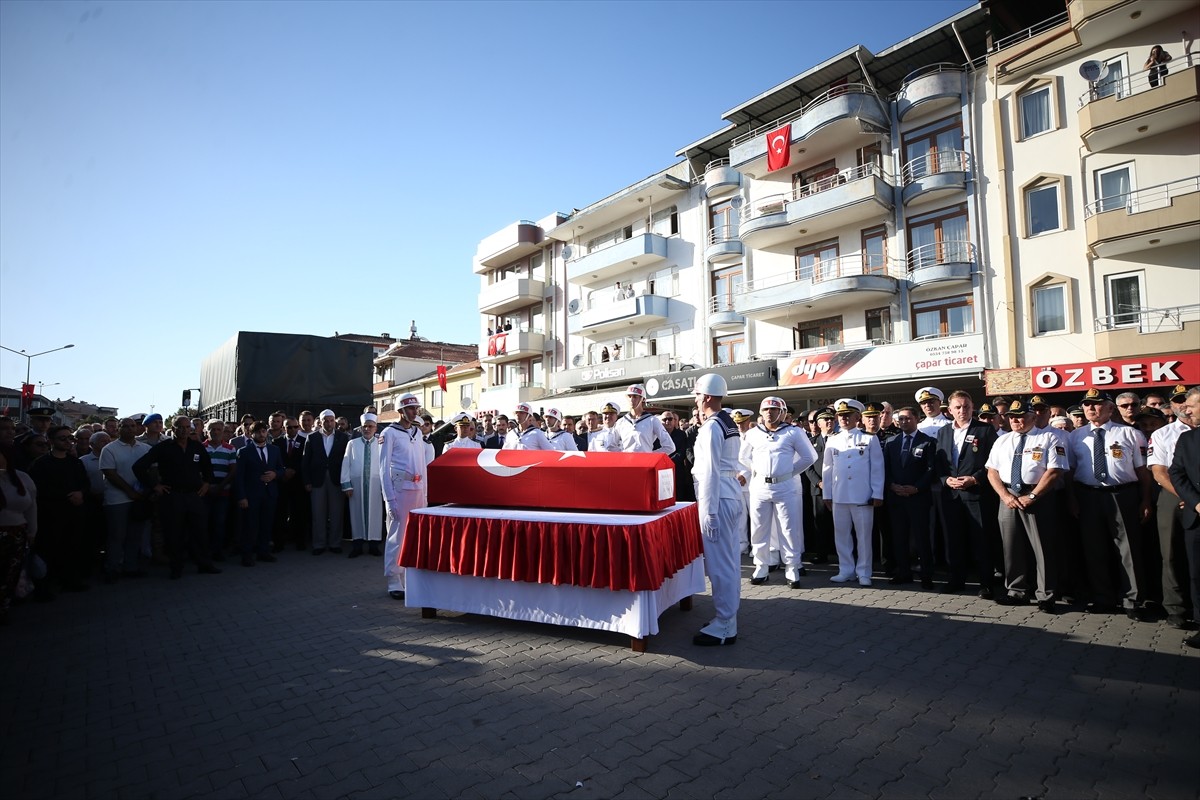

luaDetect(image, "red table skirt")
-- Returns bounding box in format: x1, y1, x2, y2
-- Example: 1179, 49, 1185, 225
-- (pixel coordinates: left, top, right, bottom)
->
399, 503, 702, 592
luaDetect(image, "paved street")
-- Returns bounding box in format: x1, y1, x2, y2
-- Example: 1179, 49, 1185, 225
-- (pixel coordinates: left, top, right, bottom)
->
3, 550, 1197, 800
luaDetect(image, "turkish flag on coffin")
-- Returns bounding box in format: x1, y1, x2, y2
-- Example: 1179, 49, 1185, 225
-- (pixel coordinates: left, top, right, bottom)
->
428, 449, 677, 513
766, 123, 791, 172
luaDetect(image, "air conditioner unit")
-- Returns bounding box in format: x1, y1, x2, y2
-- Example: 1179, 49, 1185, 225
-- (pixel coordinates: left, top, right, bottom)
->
572, 354, 584, 367
568, 298, 582, 315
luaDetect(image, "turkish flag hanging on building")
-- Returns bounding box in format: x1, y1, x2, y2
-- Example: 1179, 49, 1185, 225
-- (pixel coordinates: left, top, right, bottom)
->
766, 123, 792, 172
436, 364, 448, 392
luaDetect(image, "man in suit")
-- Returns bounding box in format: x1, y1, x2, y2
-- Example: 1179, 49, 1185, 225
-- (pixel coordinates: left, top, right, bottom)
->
235, 422, 284, 567
933, 390, 999, 598
273, 417, 307, 552
884, 406, 937, 588
1167, 387, 1200, 648
483, 415, 509, 449
301, 409, 350, 555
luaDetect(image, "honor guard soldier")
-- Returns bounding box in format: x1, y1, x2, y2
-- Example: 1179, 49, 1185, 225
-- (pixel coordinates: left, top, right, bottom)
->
1070, 388, 1154, 620
380, 393, 428, 600
740, 396, 818, 589
822, 399, 885, 586
691, 373, 746, 646
542, 408, 578, 452
615, 385, 675, 454
503, 403, 554, 450
985, 400, 1067, 612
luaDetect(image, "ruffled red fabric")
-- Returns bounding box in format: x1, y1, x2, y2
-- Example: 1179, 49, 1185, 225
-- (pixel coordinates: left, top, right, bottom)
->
399, 506, 702, 592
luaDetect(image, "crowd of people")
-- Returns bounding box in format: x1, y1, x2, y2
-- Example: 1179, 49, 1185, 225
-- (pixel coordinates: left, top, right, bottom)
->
1, 381, 1197, 653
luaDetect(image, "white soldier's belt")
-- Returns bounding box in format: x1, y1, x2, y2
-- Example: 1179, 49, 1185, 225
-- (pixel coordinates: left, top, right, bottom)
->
391, 469, 421, 483
761, 471, 797, 484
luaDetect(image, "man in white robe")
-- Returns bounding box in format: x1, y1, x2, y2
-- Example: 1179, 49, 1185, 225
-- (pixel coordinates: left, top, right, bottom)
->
340, 414, 384, 558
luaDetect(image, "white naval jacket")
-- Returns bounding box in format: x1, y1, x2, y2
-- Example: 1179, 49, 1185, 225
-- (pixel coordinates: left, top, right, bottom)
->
740, 423, 818, 499
821, 427, 885, 505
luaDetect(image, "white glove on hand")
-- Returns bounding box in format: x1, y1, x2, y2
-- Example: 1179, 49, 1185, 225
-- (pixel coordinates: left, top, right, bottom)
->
701, 514, 719, 541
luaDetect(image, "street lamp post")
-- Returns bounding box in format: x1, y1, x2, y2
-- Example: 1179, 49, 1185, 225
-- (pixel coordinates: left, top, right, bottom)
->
0, 343, 75, 423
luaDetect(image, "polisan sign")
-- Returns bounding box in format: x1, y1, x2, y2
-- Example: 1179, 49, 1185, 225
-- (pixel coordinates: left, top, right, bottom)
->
984, 352, 1199, 395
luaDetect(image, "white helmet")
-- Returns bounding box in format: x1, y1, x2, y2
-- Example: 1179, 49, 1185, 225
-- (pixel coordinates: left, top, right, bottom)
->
693, 373, 728, 397
399, 393, 419, 409
760, 396, 786, 411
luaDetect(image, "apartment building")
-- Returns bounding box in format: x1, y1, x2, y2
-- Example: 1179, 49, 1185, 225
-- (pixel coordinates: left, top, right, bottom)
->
372, 336, 478, 422
979, 0, 1200, 400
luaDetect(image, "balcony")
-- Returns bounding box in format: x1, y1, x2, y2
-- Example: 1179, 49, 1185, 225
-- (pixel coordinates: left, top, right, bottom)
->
1068, 0, 1184, 49
1078, 63, 1200, 152
1093, 304, 1200, 360
477, 277, 545, 316
479, 329, 546, 365
708, 296, 745, 332
552, 353, 670, 393
704, 159, 742, 199
565, 233, 668, 287
477, 382, 546, 414
474, 221, 543, 273
734, 256, 904, 322
567, 294, 675, 336
1084, 177, 1200, 258
728, 84, 890, 172
705, 224, 744, 264
897, 64, 963, 121
902, 149, 970, 207
907, 241, 976, 288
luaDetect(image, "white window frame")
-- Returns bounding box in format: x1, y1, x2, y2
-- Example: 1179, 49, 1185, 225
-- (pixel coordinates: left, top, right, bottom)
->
1023, 178, 1064, 237
1018, 85, 1052, 139
1033, 285, 1067, 335
1094, 54, 1128, 100
1094, 162, 1137, 214
1104, 271, 1145, 329
1027, 272, 1075, 337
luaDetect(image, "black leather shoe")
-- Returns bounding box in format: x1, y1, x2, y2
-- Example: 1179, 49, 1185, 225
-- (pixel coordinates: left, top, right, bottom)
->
1037, 600, 1057, 614
978, 587, 995, 601
693, 632, 737, 646
1125, 607, 1153, 623
889, 575, 914, 586
920, 577, 935, 590
750, 575, 768, 586
348, 543, 363, 559
1186, 632, 1200, 649
368, 544, 383, 556
994, 594, 1028, 606
389, 590, 405, 600
1085, 603, 1118, 614
1166, 615, 1196, 630
198, 564, 222, 575
257, 553, 277, 563
940, 582, 965, 594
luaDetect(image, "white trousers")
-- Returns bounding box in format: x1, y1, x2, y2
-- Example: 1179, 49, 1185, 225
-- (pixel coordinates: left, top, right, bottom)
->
832, 503, 874, 579
749, 493, 804, 567
702, 495, 746, 624
384, 489, 425, 591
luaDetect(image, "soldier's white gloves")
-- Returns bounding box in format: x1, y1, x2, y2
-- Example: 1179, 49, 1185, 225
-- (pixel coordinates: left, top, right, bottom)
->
701, 514, 719, 541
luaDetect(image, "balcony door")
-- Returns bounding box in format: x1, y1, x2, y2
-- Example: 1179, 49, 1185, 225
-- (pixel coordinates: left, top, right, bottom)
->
796, 239, 839, 282
908, 206, 968, 269
712, 266, 743, 314
709, 199, 738, 243
1095, 163, 1135, 213
903, 117, 963, 179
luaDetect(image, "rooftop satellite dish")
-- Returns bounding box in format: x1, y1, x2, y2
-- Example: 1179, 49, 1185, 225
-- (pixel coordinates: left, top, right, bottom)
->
1079, 60, 1109, 82
730, 196, 744, 210
561, 245, 573, 261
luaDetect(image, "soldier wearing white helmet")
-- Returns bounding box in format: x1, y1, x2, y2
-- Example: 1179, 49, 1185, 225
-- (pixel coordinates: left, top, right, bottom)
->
740, 396, 819, 589
691, 372, 746, 646
380, 393, 429, 600
615, 384, 675, 455
822, 398, 885, 586
915, 387, 950, 437
503, 403, 553, 450
542, 408, 578, 452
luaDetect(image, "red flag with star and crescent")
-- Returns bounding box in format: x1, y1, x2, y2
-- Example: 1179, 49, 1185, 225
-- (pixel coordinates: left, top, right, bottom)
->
436, 364, 448, 392
766, 123, 791, 172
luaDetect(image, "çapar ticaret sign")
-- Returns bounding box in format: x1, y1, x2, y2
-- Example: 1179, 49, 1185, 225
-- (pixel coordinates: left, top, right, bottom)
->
984, 352, 1199, 395
778, 335, 985, 388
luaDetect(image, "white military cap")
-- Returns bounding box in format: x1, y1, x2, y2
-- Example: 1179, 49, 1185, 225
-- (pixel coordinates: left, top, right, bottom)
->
914, 386, 944, 404
834, 398, 865, 414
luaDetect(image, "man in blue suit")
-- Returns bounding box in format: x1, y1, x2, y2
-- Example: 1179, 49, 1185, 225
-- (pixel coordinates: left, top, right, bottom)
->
236, 421, 285, 567
884, 406, 937, 588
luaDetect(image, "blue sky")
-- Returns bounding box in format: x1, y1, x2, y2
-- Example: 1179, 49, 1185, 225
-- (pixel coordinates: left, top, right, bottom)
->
0, 0, 973, 417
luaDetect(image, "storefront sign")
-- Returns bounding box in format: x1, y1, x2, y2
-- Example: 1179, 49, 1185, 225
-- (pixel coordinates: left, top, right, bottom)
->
777, 335, 985, 388
645, 362, 777, 399
985, 352, 1199, 395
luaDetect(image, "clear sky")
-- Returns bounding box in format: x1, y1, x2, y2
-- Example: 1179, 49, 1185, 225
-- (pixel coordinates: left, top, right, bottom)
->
0, 0, 974, 417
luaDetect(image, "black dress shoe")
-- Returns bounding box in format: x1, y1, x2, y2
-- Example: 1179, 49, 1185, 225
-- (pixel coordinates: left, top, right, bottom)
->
889, 575, 914, 586
750, 575, 768, 586
312, 548, 326, 556
692, 632, 737, 646
198, 564, 222, 575
348, 543, 363, 559
368, 544, 383, 556
1085, 603, 1118, 614
1186, 632, 1200, 649
978, 587, 995, 601
940, 582, 965, 594
1037, 600, 1057, 614
242, 556, 255, 567
389, 590, 405, 600
994, 594, 1028, 606
1166, 615, 1196, 630
257, 553, 277, 563
1125, 607, 1153, 623
920, 577, 935, 590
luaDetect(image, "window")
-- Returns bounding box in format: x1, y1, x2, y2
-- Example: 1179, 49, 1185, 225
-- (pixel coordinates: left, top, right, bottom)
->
794, 316, 843, 350
650, 267, 679, 297
792, 159, 838, 197
431, 389, 444, 408
1033, 285, 1067, 334
1094, 56, 1126, 100
861, 226, 888, 274
912, 295, 973, 338
650, 206, 678, 236
713, 333, 746, 365
587, 225, 632, 253
902, 116, 963, 180
866, 307, 892, 342
709, 199, 738, 242
796, 239, 839, 282
857, 142, 883, 171
712, 267, 743, 313
460, 383, 473, 409
1025, 183, 1061, 236
650, 326, 677, 360
1105, 272, 1144, 327
908, 205, 969, 268
1095, 163, 1134, 213
1018, 85, 1052, 138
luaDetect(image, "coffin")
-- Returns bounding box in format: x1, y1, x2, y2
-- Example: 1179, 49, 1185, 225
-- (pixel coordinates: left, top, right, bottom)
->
427, 449, 677, 512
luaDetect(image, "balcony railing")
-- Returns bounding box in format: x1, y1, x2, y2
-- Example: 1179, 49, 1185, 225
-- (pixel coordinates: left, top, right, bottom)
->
705, 158, 730, 172
896, 63, 964, 94
740, 163, 891, 225
1078, 51, 1198, 107
1083, 175, 1200, 219
1094, 303, 1200, 332
739, 255, 905, 294
906, 240, 976, 271
901, 149, 971, 184
710, 295, 741, 315
708, 224, 739, 245
731, 83, 881, 147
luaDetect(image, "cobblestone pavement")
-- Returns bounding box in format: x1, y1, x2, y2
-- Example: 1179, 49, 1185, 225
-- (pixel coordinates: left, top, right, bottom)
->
2, 550, 1197, 800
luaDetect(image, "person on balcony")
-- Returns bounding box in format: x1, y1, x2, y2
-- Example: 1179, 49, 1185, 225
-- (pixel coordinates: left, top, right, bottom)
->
1145, 45, 1172, 88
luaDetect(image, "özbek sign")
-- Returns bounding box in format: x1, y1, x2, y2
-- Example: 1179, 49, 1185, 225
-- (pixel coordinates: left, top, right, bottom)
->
1024, 353, 1198, 392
